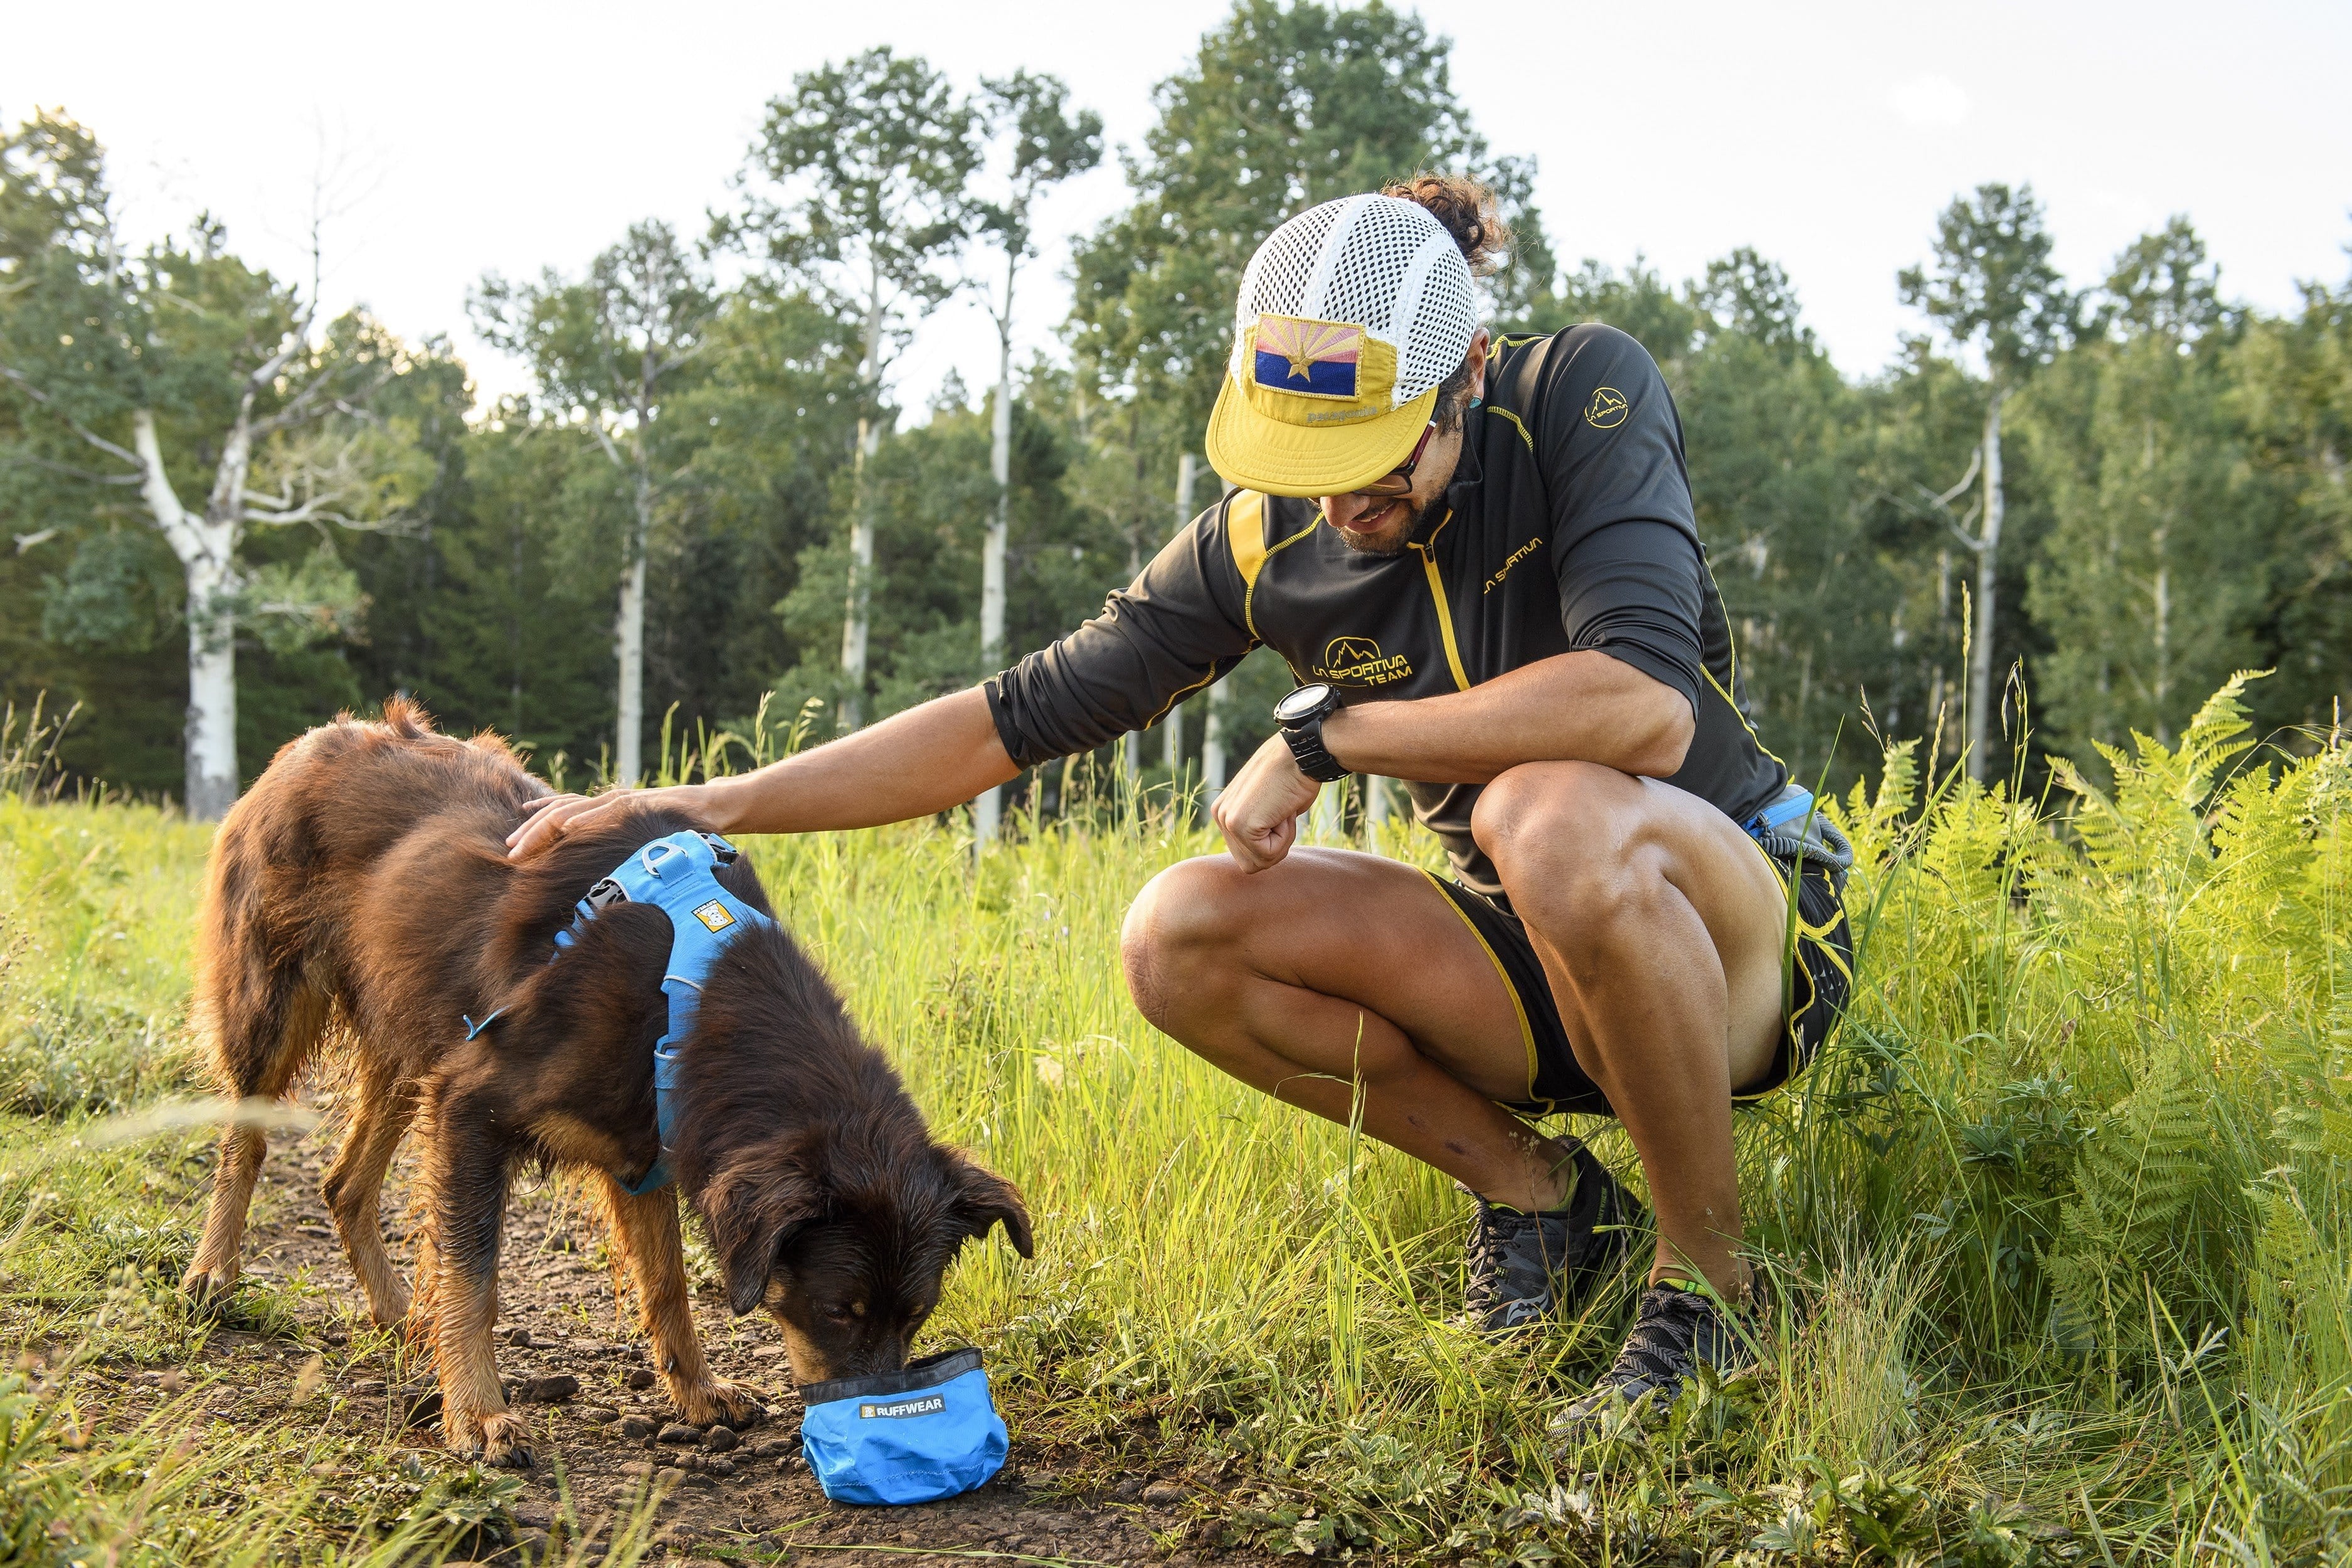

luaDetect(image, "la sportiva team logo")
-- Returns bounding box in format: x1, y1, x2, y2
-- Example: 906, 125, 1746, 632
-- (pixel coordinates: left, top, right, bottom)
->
1313, 635, 1412, 687
1254, 315, 1363, 400
1585, 386, 1629, 428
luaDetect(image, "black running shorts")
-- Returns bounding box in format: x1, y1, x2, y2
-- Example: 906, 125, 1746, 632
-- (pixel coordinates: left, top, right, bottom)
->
1422, 845, 1853, 1118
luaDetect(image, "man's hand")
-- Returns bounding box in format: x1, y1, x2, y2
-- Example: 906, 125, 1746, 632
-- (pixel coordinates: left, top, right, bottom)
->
506, 782, 715, 860
1212, 734, 1323, 872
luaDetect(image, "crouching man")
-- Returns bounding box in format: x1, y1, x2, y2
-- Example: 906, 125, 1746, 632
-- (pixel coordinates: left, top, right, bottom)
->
510, 175, 1853, 1436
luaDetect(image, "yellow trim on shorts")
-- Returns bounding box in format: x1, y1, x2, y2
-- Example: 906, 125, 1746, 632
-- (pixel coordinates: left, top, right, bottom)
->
1735, 833, 1846, 1101
1419, 867, 1540, 1101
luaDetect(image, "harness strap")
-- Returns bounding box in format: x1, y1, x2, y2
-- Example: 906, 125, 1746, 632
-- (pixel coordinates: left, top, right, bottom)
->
467, 829, 772, 1195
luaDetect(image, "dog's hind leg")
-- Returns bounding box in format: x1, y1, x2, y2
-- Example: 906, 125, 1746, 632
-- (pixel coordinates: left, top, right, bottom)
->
182, 975, 329, 1306
599, 1175, 763, 1430
421, 1089, 532, 1468
321, 1061, 418, 1328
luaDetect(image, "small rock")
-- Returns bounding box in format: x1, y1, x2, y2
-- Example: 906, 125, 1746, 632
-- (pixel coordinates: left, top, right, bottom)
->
307, 1461, 344, 1479
518, 1374, 580, 1404
1143, 1481, 1187, 1506
619, 1460, 655, 1480
694, 1454, 738, 1478
399, 1389, 443, 1428
617, 1415, 657, 1441
655, 1465, 691, 1488
295, 1223, 332, 1239
701, 1425, 739, 1453
656, 1422, 701, 1445
750, 1345, 789, 1359
1111, 1477, 1144, 1501
352, 1379, 387, 1397
576, 1404, 621, 1424
749, 1438, 794, 1459
625, 1368, 656, 1391
571, 1339, 610, 1355
154, 1370, 188, 1395
506, 1327, 534, 1348
321, 1327, 348, 1347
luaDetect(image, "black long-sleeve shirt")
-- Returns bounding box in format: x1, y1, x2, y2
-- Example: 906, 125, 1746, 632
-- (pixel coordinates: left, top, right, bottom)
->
987, 325, 1788, 899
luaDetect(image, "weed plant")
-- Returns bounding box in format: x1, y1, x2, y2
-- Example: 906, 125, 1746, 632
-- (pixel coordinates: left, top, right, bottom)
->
0, 676, 2346, 1562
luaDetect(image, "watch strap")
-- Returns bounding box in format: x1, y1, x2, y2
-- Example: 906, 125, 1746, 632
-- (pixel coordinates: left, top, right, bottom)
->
1281, 719, 1349, 783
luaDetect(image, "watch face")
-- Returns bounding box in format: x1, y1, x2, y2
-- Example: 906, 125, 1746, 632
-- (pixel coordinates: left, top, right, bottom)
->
1275, 683, 1335, 726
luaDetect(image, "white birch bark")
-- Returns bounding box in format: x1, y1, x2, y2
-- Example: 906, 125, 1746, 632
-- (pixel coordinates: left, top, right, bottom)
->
130, 410, 242, 818
840, 285, 886, 731
974, 258, 1015, 844
1162, 453, 1196, 783
1964, 388, 2006, 781
613, 469, 653, 785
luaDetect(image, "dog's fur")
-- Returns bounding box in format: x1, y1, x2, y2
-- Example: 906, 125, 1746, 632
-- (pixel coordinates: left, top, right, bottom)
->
181, 700, 1030, 1466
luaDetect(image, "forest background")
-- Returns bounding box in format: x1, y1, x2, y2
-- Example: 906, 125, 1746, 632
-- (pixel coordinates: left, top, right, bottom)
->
5, 0, 2351, 815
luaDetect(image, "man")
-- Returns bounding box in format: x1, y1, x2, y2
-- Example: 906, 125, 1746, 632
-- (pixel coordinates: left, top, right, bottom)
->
510, 177, 1853, 1434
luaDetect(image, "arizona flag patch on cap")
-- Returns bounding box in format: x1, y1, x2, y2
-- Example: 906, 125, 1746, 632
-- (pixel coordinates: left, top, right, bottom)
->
1253, 315, 1362, 400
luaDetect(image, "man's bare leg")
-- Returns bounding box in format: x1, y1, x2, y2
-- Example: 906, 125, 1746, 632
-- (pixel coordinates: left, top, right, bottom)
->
1122, 847, 1580, 1214
1471, 762, 1788, 1301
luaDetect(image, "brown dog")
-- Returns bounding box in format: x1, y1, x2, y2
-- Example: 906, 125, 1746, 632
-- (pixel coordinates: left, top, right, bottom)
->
181, 700, 1031, 1466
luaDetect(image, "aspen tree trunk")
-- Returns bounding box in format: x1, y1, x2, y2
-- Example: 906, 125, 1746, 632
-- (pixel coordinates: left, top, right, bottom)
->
183, 557, 240, 820
613, 463, 654, 784
840, 282, 886, 731
130, 410, 241, 819
1964, 388, 2006, 782
1162, 453, 1196, 783
974, 268, 1015, 844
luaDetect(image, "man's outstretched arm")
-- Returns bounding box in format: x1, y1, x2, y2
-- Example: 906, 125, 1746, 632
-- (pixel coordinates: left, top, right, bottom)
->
506, 687, 1018, 859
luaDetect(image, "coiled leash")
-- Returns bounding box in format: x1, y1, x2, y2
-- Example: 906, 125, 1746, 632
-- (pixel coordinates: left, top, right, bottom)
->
464, 830, 773, 1194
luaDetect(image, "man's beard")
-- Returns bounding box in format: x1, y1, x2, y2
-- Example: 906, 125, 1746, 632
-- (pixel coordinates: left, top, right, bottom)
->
1333, 494, 1442, 558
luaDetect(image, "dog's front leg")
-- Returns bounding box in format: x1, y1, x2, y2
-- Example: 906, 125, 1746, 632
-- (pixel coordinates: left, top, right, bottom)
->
425, 1095, 532, 1467
600, 1175, 763, 1430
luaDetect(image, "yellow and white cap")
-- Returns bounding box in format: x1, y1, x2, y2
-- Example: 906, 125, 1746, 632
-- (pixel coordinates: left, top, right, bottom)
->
1205, 194, 1481, 498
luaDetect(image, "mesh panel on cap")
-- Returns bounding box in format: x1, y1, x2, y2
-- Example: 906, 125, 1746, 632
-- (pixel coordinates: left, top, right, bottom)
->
1232, 195, 1480, 407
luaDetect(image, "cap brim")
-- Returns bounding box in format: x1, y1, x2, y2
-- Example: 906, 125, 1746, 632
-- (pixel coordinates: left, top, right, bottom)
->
1204, 381, 1441, 499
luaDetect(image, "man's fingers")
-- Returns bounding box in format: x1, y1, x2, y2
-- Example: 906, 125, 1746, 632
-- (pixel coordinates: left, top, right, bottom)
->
506, 794, 608, 859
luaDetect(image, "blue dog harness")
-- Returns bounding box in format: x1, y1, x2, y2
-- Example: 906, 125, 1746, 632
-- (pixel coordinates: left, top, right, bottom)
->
487, 829, 773, 1194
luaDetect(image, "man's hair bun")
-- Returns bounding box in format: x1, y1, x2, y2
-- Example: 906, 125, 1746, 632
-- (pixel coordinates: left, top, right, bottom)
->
1382, 172, 1512, 278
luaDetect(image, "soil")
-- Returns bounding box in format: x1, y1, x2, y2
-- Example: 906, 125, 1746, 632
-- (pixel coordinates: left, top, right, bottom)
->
137, 1127, 1270, 1568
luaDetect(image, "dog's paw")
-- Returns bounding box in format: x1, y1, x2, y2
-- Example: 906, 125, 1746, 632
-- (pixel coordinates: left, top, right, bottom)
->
447, 1407, 536, 1470
179, 1264, 238, 1311
677, 1377, 765, 1431
477, 1410, 536, 1470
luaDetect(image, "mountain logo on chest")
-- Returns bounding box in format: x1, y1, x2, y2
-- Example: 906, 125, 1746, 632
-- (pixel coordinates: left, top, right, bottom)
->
1314, 635, 1414, 687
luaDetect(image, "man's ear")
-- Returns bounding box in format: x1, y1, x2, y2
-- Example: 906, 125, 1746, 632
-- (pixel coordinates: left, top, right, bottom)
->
943, 1150, 1034, 1260
704, 1165, 824, 1317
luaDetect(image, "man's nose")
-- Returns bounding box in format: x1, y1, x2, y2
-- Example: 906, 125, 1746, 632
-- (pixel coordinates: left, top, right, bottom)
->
1323, 492, 1368, 528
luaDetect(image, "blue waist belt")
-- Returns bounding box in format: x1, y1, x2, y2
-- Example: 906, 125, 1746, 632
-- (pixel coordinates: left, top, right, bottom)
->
510, 829, 776, 1194
1742, 783, 1855, 877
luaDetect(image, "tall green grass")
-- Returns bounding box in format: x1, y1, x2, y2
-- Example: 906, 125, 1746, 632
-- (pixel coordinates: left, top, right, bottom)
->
3, 675, 2348, 1562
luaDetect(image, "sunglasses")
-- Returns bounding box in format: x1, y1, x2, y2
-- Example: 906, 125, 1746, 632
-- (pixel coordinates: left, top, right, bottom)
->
1345, 421, 1439, 499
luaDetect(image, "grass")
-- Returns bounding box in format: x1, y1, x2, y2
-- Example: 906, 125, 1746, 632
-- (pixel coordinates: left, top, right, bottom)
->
4, 674, 2349, 1563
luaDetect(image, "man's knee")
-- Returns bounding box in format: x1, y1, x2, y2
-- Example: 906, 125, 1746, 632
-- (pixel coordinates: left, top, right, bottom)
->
1473, 762, 1668, 942
1120, 856, 1258, 1030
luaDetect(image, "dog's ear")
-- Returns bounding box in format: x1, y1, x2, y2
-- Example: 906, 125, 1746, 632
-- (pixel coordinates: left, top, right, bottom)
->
943, 1151, 1034, 1259
706, 1166, 824, 1317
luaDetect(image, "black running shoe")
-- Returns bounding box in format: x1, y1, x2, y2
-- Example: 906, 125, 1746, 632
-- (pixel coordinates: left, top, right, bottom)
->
1462, 1141, 1643, 1335
1549, 1281, 1761, 1441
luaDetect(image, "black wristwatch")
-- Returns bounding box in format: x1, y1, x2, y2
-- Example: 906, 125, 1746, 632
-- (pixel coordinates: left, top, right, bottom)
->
1273, 682, 1350, 782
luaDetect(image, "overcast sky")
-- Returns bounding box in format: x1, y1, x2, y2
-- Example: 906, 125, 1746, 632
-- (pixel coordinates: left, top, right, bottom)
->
9, 1, 2348, 418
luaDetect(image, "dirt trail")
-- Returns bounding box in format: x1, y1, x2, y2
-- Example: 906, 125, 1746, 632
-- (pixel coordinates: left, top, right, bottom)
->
176, 1123, 1254, 1567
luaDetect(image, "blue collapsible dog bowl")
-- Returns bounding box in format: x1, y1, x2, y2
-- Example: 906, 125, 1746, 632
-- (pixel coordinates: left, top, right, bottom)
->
798, 1348, 1007, 1505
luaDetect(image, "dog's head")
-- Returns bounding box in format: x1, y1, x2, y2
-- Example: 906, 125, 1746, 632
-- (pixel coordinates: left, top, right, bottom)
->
697, 1121, 1032, 1384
